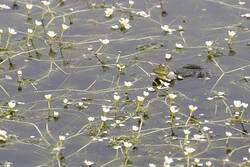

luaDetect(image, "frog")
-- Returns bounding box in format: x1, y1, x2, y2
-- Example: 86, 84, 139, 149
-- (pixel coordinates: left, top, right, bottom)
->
152, 64, 210, 83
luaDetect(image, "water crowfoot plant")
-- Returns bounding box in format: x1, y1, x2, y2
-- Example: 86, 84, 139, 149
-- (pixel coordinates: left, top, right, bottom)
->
225, 131, 232, 146
5, 28, 17, 49
170, 106, 178, 125
60, 24, 69, 42
94, 39, 109, 55
227, 30, 236, 45
25, 4, 32, 20
47, 31, 56, 53
31, 20, 42, 39
184, 147, 195, 167
185, 105, 198, 126
45, 94, 52, 117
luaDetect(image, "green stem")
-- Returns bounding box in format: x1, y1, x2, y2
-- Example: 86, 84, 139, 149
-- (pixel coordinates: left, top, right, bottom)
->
5, 34, 11, 49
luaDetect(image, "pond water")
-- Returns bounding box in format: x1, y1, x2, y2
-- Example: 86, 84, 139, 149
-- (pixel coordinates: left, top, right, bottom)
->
0, 0, 250, 167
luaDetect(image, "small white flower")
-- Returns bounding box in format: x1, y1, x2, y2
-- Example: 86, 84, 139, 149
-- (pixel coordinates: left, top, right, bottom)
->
62, 24, 69, 31
137, 96, 145, 102
0, 4, 11, 9
242, 102, 248, 109
143, 91, 149, 97
8, 28, 17, 35
165, 53, 172, 60
47, 31, 56, 39
188, 105, 198, 112
184, 129, 191, 135
53, 111, 59, 118
84, 160, 94, 166
136, 11, 150, 17
35, 20, 42, 26
129, 0, 134, 6
116, 64, 125, 71
102, 105, 110, 114
132, 125, 139, 131
41, 1, 51, 6
228, 31, 236, 38
0, 29, 3, 33
114, 94, 120, 102
170, 106, 179, 113
203, 126, 210, 131
105, 8, 114, 17
26, 4, 33, 10
119, 18, 131, 30
59, 135, 65, 141
161, 25, 176, 34
124, 141, 132, 148
69, 8, 74, 12
185, 147, 195, 155
124, 81, 133, 88
17, 70, 22, 75
99, 39, 109, 45
101, 116, 108, 122
241, 13, 250, 18
88, 117, 95, 122
176, 43, 184, 49
169, 93, 177, 100
206, 161, 212, 166
148, 163, 156, 167
234, 100, 242, 108
205, 41, 213, 50
164, 156, 174, 165
0, 130, 8, 141
63, 98, 68, 104
178, 25, 183, 31
147, 87, 155, 92
45, 94, 52, 101
111, 25, 119, 30
27, 28, 33, 34
225, 131, 232, 137
8, 100, 16, 109
78, 102, 84, 107
239, 1, 246, 5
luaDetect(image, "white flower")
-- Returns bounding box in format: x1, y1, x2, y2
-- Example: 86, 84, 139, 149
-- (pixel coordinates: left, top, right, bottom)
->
0, 29, 3, 33
185, 147, 195, 155
63, 98, 68, 104
116, 64, 125, 71
78, 102, 84, 107
136, 11, 150, 17
47, 31, 56, 39
124, 81, 133, 88
161, 25, 175, 33
59, 135, 65, 141
27, 28, 33, 34
129, 0, 134, 6
35, 20, 42, 26
239, 1, 246, 5
132, 125, 139, 131
137, 96, 144, 102
165, 53, 172, 60
225, 131, 232, 137
101, 116, 108, 122
26, 4, 33, 10
178, 25, 183, 31
147, 87, 155, 92
111, 25, 119, 30
0, 130, 8, 141
184, 129, 191, 135
88, 117, 95, 122
188, 105, 198, 113
99, 39, 109, 45
41, 1, 51, 6
17, 70, 22, 75
206, 161, 212, 166
8, 28, 17, 35
202, 126, 210, 131
234, 100, 242, 108
114, 94, 120, 102
170, 106, 178, 113
105, 8, 114, 17
205, 41, 213, 50
62, 24, 69, 31
176, 43, 184, 49
44, 94, 52, 101
119, 18, 131, 30
102, 105, 110, 114
0, 4, 11, 9
143, 91, 149, 97
169, 93, 177, 100
84, 160, 94, 166
8, 100, 16, 109
53, 111, 59, 118
242, 102, 248, 109
164, 156, 174, 165
148, 163, 156, 167
228, 30, 236, 38
124, 141, 132, 148
241, 13, 250, 18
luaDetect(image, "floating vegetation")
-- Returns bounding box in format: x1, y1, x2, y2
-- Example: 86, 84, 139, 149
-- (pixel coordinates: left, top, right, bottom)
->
0, 0, 249, 167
